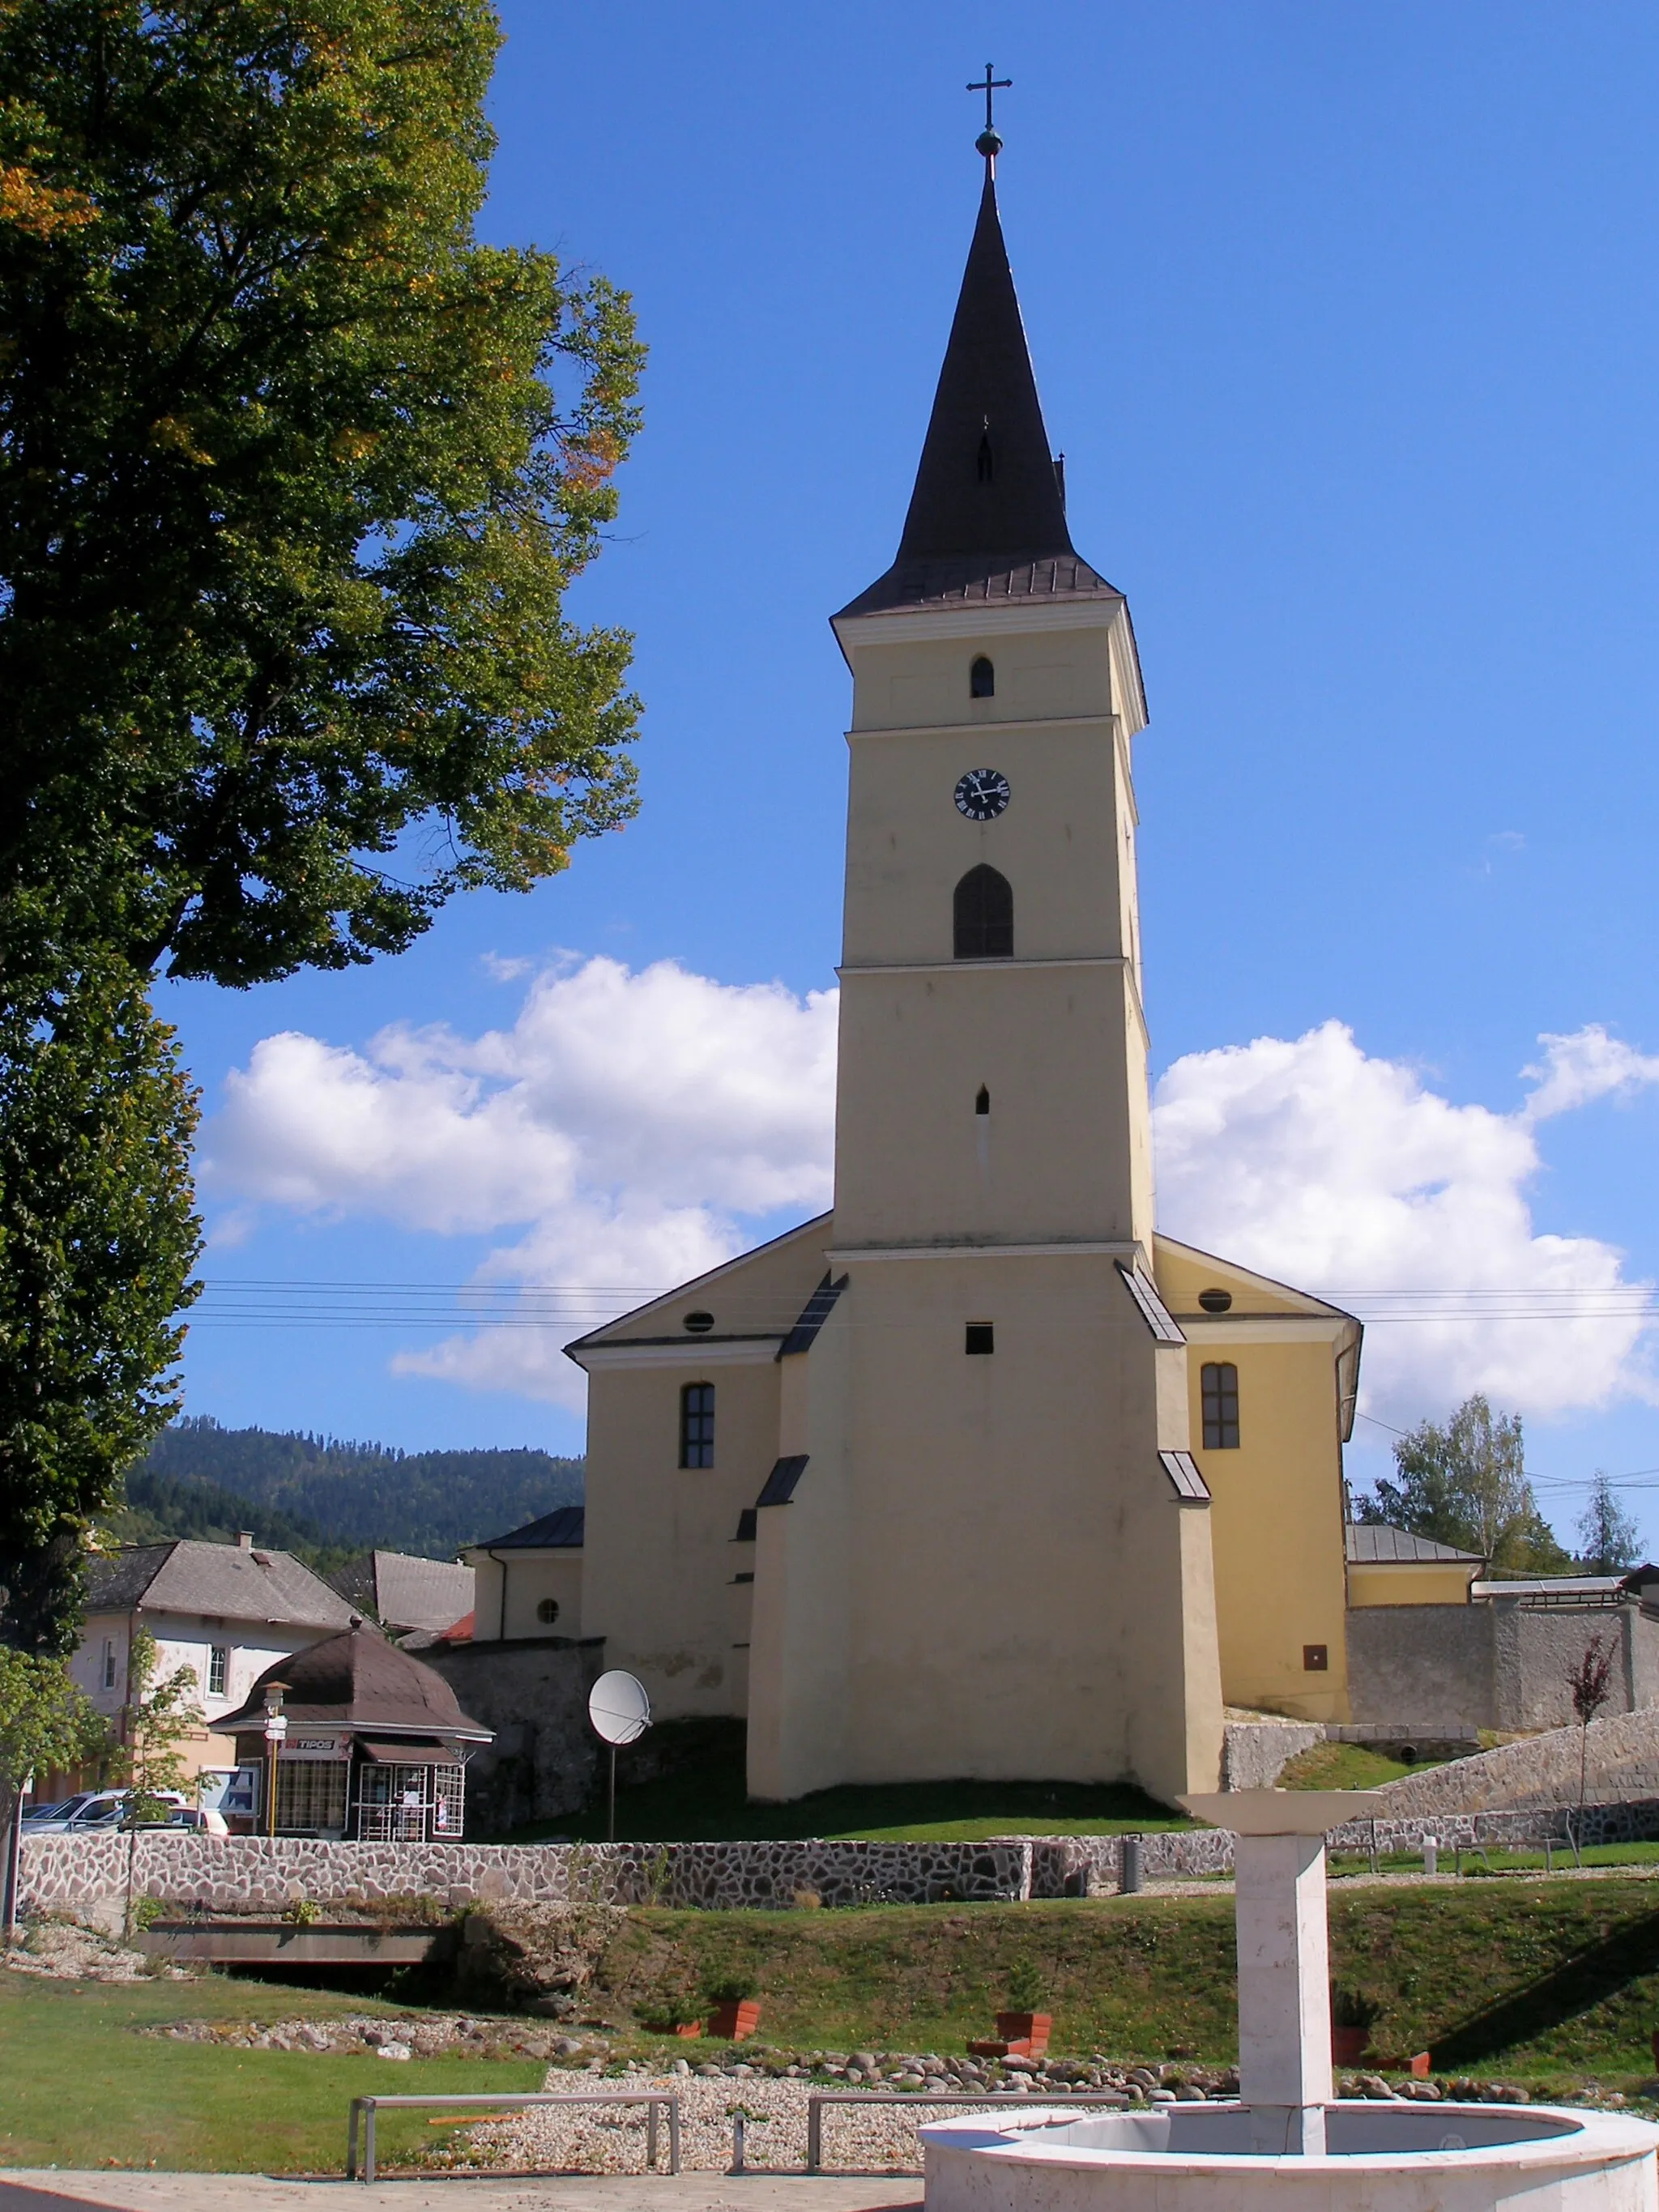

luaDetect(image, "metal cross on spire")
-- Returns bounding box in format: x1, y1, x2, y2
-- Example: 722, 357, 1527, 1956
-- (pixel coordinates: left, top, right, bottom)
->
967, 63, 1011, 167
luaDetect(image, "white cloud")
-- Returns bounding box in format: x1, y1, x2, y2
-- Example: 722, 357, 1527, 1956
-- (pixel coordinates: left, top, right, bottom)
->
203, 956, 838, 1406
1152, 1020, 1659, 1422
1521, 1025, 1659, 1123
207, 956, 1659, 1424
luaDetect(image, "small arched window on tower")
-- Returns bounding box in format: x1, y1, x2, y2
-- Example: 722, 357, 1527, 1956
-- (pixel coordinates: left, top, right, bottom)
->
976, 427, 995, 482
1201, 1362, 1240, 1450
680, 1381, 715, 1468
975, 1085, 991, 1116
954, 864, 1013, 960
970, 655, 995, 700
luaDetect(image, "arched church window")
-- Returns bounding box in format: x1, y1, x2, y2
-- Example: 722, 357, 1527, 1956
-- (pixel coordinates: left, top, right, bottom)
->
536, 1597, 561, 1626
680, 1382, 715, 1468
975, 1085, 991, 1115
970, 655, 995, 699
976, 430, 994, 483
953, 864, 1013, 960
1201, 1362, 1239, 1450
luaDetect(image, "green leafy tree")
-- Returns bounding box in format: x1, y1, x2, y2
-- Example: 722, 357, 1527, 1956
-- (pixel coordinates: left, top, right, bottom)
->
0, 957, 201, 1654
0, 1647, 111, 1803
0, 0, 645, 984
1359, 1393, 1572, 1576
117, 1624, 202, 1821
1576, 1472, 1642, 1575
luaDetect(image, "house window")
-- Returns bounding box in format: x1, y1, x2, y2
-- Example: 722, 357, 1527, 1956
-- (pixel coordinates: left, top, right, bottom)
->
536, 1597, 561, 1626
101, 1639, 117, 1690
680, 1382, 715, 1468
953, 864, 1013, 960
970, 654, 995, 698
966, 1324, 995, 1355
207, 1646, 228, 1697
1201, 1362, 1240, 1449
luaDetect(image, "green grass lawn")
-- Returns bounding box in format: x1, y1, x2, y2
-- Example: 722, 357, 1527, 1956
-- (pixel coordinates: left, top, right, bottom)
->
502, 1721, 1192, 1842
0, 1970, 544, 2175
588, 1881, 1659, 2088
1276, 1741, 1444, 1791
11, 1881, 1659, 2173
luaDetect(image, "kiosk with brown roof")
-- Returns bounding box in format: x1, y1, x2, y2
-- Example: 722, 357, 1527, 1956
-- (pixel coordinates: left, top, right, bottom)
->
215, 1622, 493, 1840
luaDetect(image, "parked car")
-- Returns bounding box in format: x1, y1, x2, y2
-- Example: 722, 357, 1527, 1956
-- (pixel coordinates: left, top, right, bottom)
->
23, 1789, 189, 1833
155, 1806, 228, 1835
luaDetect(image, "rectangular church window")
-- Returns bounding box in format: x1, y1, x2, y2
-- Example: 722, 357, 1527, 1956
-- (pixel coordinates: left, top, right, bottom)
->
680, 1382, 715, 1468
1201, 1362, 1239, 1448
965, 1324, 995, 1354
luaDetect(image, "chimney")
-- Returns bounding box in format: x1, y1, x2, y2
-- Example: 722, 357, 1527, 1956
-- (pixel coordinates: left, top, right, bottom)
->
237, 1531, 254, 1551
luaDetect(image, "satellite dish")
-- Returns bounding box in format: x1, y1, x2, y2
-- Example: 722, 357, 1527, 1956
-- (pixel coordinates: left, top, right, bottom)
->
589, 1670, 651, 1747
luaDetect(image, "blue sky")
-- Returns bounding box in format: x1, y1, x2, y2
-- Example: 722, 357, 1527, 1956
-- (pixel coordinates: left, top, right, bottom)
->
169, 2, 1659, 1549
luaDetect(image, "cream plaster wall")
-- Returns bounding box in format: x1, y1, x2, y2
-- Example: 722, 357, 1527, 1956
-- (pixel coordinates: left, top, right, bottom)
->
572, 1219, 832, 1722
748, 1253, 1222, 1802
466, 1550, 586, 1641
70, 1611, 331, 1779
1348, 1562, 1478, 1609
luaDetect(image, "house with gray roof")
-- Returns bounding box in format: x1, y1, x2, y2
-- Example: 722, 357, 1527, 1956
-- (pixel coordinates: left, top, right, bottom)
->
71, 1535, 356, 1793
326, 1549, 476, 1639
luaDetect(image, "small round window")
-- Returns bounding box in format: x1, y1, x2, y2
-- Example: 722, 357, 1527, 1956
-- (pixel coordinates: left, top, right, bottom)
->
684, 1311, 714, 1334
536, 1597, 561, 1626
1197, 1288, 1233, 1314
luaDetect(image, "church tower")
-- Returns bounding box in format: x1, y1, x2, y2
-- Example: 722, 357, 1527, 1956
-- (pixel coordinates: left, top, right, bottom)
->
741, 127, 1226, 1804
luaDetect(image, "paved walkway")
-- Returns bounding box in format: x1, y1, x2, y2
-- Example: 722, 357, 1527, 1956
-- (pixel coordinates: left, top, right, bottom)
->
0, 2179, 923, 2212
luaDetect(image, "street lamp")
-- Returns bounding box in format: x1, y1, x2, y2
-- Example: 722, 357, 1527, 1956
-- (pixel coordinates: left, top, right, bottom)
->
262, 1684, 288, 1839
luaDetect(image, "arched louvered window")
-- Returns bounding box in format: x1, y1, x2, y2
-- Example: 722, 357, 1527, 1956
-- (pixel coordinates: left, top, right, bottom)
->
954, 864, 1013, 960
1201, 1362, 1239, 1450
679, 1382, 715, 1468
970, 655, 995, 699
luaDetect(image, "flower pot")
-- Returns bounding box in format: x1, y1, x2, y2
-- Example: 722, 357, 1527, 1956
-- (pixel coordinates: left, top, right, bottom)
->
995, 2011, 1051, 2058
645, 2019, 704, 2038
1332, 2026, 1371, 2065
709, 1998, 761, 2041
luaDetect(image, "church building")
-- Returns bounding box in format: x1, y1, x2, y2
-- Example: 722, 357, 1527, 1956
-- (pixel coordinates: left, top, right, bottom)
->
561, 131, 1363, 1806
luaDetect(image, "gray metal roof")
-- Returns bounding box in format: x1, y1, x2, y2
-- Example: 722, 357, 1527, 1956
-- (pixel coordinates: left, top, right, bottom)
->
1345, 1523, 1485, 1566
778, 1272, 848, 1359
1119, 1262, 1185, 1345
369, 1551, 476, 1634
756, 1455, 809, 1508
837, 174, 1120, 622
85, 1540, 356, 1629
473, 1505, 585, 1551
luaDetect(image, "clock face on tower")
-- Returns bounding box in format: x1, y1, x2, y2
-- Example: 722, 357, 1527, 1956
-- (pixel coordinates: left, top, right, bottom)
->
954, 768, 1011, 821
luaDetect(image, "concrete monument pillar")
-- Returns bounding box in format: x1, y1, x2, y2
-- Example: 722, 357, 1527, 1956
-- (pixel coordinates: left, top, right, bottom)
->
1180, 1790, 1381, 2156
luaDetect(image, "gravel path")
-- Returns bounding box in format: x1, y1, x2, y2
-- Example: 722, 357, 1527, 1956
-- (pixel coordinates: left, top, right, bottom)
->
465, 2076, 1080, 2177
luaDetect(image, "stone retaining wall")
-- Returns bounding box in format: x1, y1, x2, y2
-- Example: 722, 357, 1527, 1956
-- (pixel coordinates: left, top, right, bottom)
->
28, 1797, 1659, 1932
1368, 1705, 1659, 1819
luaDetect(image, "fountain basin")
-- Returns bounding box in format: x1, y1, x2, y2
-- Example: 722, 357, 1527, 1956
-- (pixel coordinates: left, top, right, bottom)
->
922, 2099, 1659, 2212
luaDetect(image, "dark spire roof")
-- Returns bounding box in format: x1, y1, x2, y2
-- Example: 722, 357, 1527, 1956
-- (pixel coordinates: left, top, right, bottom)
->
838, 171, 1122, 620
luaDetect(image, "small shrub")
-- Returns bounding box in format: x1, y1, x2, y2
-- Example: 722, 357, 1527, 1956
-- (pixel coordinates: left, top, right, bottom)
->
703, 1971, 757, 2006
1004, 1957, 1045, 2011
130, 1894, 167, 1932
283, 1894, 320, 1928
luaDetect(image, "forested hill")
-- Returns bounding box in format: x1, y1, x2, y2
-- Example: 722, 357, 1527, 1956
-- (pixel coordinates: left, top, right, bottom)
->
133, 1417, 584, 1560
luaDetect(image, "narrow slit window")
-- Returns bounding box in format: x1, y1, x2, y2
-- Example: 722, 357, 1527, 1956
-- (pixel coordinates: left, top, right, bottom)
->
101, 1639, 117, 1690
970, 655, 995, 699
976, 430, 994, 482
680, 1381, 715, 1468
965, 1323, 995, 1355
975, 1085, 991, 1115
1201, 1362, 1239, 1449
954, 864, 1013, 960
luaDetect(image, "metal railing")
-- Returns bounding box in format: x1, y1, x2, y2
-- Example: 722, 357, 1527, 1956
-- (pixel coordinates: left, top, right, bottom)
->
346, 2091, 680, 2184
804, 2088, 1134, 2174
